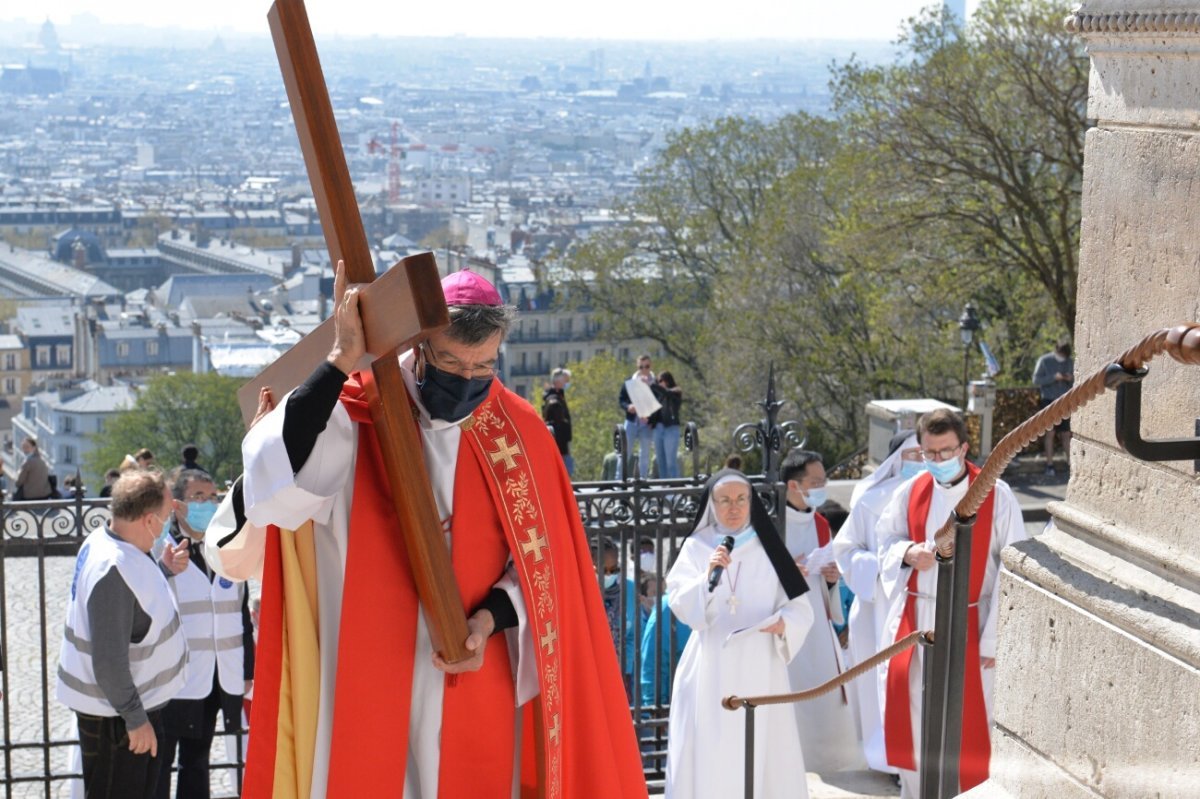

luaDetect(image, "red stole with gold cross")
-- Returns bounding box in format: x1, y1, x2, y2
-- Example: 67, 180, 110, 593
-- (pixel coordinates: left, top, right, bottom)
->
883, 465, 994, 791
322, 372, 646, 799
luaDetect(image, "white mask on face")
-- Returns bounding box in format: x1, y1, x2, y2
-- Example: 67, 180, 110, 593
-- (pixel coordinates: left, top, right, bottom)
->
604, 573, 619, 590
640, 552, 656, 574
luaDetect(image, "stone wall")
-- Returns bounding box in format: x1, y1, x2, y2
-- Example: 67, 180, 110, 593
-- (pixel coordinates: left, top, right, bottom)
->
967, 2, 1200, 797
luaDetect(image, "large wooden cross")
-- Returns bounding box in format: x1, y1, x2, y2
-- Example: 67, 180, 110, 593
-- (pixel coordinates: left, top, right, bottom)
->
235, 0, 470, 663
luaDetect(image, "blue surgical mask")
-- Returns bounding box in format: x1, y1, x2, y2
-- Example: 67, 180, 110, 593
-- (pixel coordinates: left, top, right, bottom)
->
900, 460, 925, 480
804, 488, 827, 509
927, 456, 963, 484
418, 363, 492, 422
186, 501, 217, 534
603, 573, 619, 590
563, 382, 571, 391
151, 516, 173, 560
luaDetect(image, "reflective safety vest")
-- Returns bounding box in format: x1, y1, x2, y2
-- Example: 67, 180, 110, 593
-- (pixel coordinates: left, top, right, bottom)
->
57, 527, 188, 716
170, 553, 245, 698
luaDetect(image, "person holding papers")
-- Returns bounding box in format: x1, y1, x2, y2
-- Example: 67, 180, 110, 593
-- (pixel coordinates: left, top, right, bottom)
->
618, 354, 660, 478
664, 469, 812, 799
780, 449, 862, 772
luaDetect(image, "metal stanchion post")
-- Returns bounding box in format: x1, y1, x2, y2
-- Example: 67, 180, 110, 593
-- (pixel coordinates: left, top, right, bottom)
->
922, 546, 956, 799
744, 704, 756, 799
938, 514, 976, 798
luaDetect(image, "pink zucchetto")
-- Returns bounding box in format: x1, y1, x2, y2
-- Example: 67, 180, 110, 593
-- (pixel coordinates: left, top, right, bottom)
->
441, 269, 502, 307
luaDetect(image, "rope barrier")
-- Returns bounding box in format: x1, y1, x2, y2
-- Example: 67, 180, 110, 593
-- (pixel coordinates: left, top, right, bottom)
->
933, 322, 1200, 557
722, 630, 934, 710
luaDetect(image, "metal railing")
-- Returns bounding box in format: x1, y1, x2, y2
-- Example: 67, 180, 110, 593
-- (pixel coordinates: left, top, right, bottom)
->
0, 472, 785, 796
572, 472, 787, 793
0, 492, 247, 799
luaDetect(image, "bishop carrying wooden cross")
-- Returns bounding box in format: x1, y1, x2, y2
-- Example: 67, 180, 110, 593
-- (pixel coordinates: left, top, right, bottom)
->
204, 1, 648, 796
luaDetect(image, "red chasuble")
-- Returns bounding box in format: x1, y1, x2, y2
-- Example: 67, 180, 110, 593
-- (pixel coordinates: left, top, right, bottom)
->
245, 373, 647, 798
883, 465, 994, 792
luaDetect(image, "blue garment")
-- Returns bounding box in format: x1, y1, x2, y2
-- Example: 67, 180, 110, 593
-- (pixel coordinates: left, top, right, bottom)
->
832, 581, 854, 637
639, 594, 692, 706
653, 423, 681, 478
602, 576, 639, 675
620, 418, 654, 479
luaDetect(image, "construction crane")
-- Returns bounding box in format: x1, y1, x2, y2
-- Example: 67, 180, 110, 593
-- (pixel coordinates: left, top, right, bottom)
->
366, 121, 403, 204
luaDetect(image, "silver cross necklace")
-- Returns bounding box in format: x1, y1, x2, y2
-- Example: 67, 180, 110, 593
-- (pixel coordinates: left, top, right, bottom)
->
726, 563, 743, 615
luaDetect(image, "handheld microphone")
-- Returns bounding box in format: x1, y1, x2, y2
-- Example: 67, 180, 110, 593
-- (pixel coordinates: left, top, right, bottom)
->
707, 535, 737, 593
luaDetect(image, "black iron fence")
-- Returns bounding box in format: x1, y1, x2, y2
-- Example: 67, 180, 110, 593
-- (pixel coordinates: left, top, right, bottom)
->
0, 493, 247, 799
0, 471, 787, 796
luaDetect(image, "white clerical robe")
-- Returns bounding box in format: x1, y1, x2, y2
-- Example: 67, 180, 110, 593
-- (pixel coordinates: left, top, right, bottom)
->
665, 529, 813, 799
209, 356, 535, 799
876, 473, 1026, 797
784, 507, 861, 773
832, 474, 905, 774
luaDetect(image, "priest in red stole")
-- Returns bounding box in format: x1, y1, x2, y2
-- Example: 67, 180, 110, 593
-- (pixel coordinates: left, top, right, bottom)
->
876, 409, 1025, 798
206, 264, 647, 799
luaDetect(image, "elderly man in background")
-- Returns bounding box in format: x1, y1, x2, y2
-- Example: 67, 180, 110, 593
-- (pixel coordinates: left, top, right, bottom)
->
15, 436, 52, 500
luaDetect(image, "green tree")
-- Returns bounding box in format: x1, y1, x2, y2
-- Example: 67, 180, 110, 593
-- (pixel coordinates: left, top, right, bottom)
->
831, 0, 1086, 337
86, 372, 245, 487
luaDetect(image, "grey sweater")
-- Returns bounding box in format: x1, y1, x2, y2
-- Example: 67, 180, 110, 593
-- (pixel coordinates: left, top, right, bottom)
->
1032, 352, 1074, 402
85, 530, 172, 728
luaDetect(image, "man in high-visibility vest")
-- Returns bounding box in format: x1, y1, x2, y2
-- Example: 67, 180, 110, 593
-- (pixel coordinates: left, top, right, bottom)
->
57, 469, 191, 799
156, 469, 254, 799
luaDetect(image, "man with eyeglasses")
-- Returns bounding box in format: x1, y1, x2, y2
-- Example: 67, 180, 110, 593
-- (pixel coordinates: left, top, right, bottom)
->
155, 469, 254, 799
208, 266, 646, 799
874, 409, 1026, 797
617, 354, 656, 478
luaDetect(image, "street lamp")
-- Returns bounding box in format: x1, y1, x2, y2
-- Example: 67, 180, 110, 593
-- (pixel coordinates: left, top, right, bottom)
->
958, 303, 981, 410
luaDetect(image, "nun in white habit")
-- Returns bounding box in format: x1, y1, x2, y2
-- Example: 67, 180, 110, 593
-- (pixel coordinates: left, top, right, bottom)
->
665, 469, 814, 799
831, 432, 922, 773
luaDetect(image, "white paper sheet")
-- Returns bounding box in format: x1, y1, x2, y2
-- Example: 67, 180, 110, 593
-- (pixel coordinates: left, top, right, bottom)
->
802, 542, 836, 573
624, 377, 662, 417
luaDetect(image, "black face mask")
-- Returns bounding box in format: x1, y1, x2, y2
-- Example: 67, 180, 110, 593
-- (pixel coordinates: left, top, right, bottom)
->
418, 363, 493, 421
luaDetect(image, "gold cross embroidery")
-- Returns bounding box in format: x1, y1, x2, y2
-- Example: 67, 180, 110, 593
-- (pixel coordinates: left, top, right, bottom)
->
540, 621, 558, 655
488, 435, 522, 472
548, 712, 561, 745
520, 527, 549, 563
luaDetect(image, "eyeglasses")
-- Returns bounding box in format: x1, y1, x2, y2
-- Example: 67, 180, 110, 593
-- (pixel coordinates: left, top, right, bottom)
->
638, 363, 652, 370
421, 342, 497, 379
184, 492, 218, 504
714, 495, 750, 509
921, 445, 964, 462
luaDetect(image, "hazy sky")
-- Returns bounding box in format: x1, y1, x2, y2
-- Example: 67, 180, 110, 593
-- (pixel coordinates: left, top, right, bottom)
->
16, 1, 979, 41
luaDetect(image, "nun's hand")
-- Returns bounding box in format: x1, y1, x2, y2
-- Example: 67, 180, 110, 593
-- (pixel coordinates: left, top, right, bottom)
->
708, 546, 732, 575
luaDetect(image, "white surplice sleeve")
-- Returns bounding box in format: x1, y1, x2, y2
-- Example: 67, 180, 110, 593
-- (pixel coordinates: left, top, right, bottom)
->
979, 486, 1027, 659
833, 502, 882, 600
772, 592, 816, 665
666, 539, 719, 631
205, 485, 266, 582
877, 483, 916, 603
242, 391, 356, 530
495, 560, 539, 706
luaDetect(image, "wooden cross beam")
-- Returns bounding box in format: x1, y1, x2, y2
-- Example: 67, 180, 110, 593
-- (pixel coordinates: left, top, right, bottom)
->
235, 0, 471, 663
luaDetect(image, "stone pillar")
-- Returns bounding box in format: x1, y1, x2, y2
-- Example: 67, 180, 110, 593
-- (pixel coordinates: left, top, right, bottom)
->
967, 3, 1200, 797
